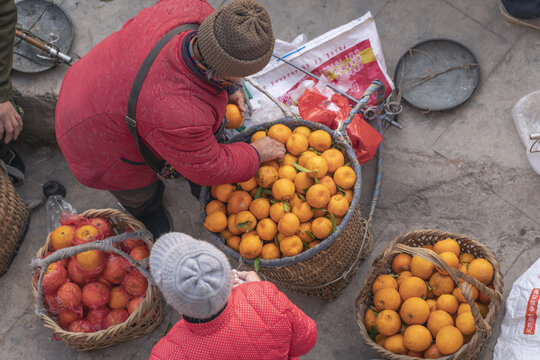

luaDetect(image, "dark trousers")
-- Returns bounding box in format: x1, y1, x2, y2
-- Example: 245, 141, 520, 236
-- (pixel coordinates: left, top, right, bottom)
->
502, 0, 540, 18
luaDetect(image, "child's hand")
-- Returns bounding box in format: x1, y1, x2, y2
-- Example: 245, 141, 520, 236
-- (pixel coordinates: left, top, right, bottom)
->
237, 271, 261, 283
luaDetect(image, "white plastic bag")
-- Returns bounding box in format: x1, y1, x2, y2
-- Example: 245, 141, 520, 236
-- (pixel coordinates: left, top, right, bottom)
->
494, 257, 540, 359
512, 90, 540, 175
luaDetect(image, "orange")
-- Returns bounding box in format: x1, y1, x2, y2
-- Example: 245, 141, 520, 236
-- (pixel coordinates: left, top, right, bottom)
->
227, 214, 243, 235
400, 297, 430, 325
227, 191, 252, 214
269, 202, 286, 222
478, 284, 494, 305
109, 286, 128, 310
434, 238, 461, 257
51, 225, 75, 250
327, 194, 349, 217
333, 166, 356, 189
288, 193, 302, 207
458, 262, 469, 275
343, 189, 354, 204
203, 211, 228, 232
242, 230, 257, 240
256, 218, 278, 241
375, 334, 387, 347
455, 312, 475, 335
364, 308, 377, 331
219, 226, 233, 240
256, 166, 279, 188
226, 236, 241, 251
429, 272, 456, 296
261, 243, 281, 259
272, 179, 295, 201
308, 130, 332, 152
292, 202, 314, 223
467, 258, 494, 285
214, 183, 235, 203
396, 271, 413, 286
262, 160, 280, 170
437, 294, 459, 314
410, 255, 435, 280
312, 208, 327, 218
375, 310, 401, 336
206, 200, 226, 215
306, 184, 331, 208
424, 344, 443, 359
392, 254, 412, 273
249, 198, 271, 220
267, 123, 292, 144
293, 126, 312, 137
74, 224, 100, 244
130, 246, 150, 260
318, 175, 337, 196
453, 283, 479, 303
399, 276, 428, 300
404, 325, 432, 352
238, 233, 263, 259
476, 302, 488, 318
286, 133, 309, 155
308, 240, 320, 248
436, 325, 463, 355
459, 253, 475, 263
225, 104, 243, 129
235, 211, 257, 233
296, 222, 313, 243
457, 303, 471, 315
237, 177, 257, 192
298, 150, 317, 167
305, 156, 328, 179
422, 244, 435, 251
311, 217, 333, 239
426, 298, 438, 312
374, 287, 401, 311
384, 334, 407, 355
76, 250, 104, 270
280, 153, 298, 167
278, 213, 300, 236
436, 251, 459, 275
280, 235, 303, 256
250, 130, 267, 143
278, 165, 297, 181
293, 172, 315, 193
321, 148, 345, 173
372, 274, 398, 293
427, 310, 454, 337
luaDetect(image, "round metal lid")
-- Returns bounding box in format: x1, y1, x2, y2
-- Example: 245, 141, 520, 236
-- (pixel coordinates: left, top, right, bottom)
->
394, 38, 481, 111
13, 0, 73, 73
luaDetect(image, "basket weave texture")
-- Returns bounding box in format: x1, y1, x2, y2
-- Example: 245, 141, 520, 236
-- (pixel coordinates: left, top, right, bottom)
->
0, 166, 30, 276
32, 208, 163, 351
355, 229, 504, 360
201, 118, 374, 300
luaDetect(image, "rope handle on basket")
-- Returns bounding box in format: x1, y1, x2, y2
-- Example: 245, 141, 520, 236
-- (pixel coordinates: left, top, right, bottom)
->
390, 243, 500, 335
30, 229, 154, 317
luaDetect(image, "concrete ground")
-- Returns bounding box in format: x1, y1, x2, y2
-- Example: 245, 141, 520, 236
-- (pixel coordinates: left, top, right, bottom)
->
2, 0, 540, 359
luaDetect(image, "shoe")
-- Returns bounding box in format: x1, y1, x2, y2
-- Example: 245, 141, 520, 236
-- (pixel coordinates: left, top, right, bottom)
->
500, 3, 540, 31
136, 204, 174, 239
0, 145, 25, 186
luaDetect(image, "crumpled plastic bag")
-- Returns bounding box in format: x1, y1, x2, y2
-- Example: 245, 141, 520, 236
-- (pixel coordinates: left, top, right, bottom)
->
494, 257, 540, 359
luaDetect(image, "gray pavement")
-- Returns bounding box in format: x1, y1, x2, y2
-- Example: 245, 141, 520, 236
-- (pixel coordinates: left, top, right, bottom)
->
2, 0, 540, 359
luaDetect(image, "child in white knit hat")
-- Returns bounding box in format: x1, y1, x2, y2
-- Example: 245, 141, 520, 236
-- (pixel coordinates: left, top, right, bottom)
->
149, 232, 317, 360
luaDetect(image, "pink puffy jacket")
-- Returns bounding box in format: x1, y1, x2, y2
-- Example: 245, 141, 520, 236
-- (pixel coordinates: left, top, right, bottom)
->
55, 0, 259, 191
150, 281, 318, 360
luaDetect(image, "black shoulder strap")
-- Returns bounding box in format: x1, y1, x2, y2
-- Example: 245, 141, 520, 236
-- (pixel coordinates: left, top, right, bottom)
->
125, 24, 199, 173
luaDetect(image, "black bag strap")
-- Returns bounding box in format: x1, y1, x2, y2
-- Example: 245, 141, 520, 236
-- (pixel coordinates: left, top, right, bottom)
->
125, 24, 199, 173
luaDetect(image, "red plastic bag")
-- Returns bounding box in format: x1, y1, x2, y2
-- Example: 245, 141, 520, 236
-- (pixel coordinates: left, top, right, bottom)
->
298, 89, 382, 164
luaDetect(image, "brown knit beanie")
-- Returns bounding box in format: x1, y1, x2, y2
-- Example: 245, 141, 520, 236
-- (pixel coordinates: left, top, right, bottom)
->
198, 0, 274, 77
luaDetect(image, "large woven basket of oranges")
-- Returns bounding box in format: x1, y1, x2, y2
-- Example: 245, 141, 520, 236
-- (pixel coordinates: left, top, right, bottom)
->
200, 117, 373, 300
31, 208, 162, 351
356, 230, 503, 359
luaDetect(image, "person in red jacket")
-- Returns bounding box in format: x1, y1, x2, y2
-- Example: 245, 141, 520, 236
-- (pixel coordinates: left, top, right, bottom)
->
149, 232, 318, 359
55, 0, 285, 237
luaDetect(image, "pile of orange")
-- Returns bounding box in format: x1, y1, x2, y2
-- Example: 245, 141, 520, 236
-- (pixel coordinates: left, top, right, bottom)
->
204, 124, 356, 260
36, 216, 151, 333
364, 238, 495, 357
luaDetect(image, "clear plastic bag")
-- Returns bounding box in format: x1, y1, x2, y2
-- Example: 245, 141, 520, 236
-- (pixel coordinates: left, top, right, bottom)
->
512, 90, 540, 175
46, 195, 77, 234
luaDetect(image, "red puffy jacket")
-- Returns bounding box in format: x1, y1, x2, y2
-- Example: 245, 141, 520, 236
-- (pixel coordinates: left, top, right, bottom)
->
150, 281, 318, 360
55, 0, 259, 191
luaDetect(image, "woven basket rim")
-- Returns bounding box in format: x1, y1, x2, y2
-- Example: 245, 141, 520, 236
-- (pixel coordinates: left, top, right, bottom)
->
200, 118, 363, 268
31, 208, 161, 344
355, 229, 504, 360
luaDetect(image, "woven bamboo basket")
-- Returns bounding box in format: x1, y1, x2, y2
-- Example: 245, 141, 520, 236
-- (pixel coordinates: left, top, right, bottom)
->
31, 208, 162, 351
355, 229, 504, 359
0, 163, 30, 276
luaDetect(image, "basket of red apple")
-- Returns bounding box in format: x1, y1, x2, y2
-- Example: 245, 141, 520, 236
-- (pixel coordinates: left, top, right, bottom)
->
31, 208, 162, 351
